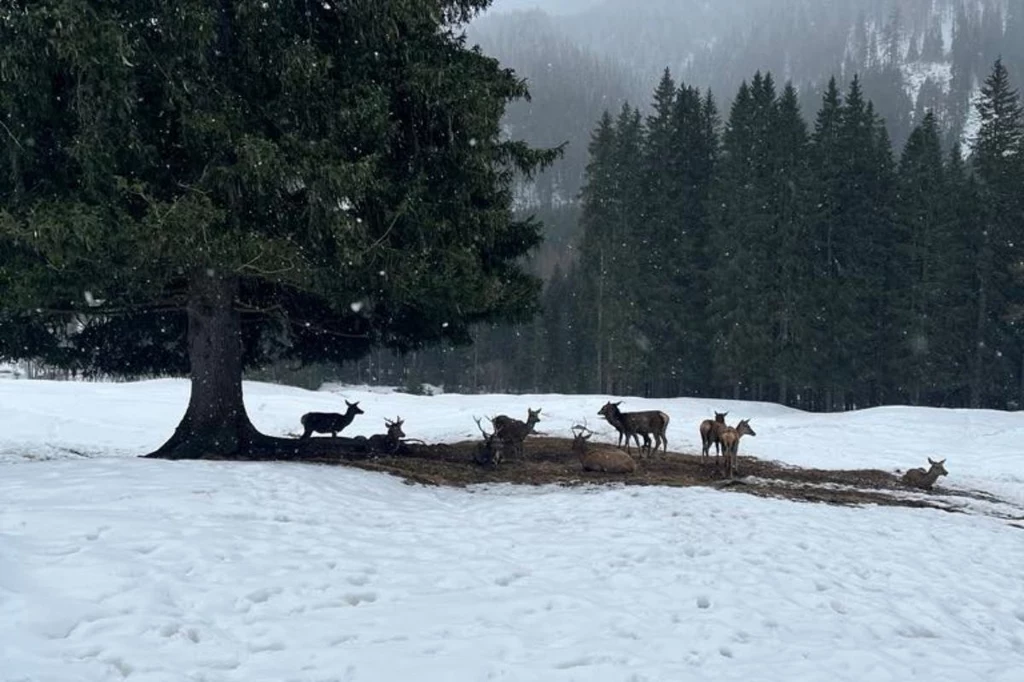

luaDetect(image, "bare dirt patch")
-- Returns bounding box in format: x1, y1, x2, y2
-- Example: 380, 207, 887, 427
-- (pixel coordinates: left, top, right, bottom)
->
288, 436, 1017, 519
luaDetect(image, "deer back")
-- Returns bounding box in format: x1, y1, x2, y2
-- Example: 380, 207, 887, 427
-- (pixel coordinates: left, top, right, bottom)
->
622, 410, 669, 434
572, 433, 636, 473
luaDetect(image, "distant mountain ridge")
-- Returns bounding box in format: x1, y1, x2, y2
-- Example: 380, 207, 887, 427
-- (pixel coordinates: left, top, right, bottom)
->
470, 0, 1023, 206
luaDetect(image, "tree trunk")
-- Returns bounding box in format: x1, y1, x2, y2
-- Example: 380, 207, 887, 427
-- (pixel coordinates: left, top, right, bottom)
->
144, 270, 262, 459
144, 270, 360, 461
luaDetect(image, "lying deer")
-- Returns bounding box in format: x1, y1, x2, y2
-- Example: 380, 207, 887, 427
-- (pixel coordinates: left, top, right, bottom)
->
597, 401, 669, 456
473, 416, 501, 467
699, 411, 728, 465
299, 400, 364, 439
490, 408, 541, 459
571, 424, 636, 474
901, 458, 948, 491
367, 417, 405, 455
719, 418, 755, 478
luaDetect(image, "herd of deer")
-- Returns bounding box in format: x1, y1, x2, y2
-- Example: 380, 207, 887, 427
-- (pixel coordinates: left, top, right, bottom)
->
297, 399, 948, 489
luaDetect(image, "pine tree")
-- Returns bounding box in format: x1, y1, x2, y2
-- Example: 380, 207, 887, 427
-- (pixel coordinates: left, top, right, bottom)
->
576, 111, 618, 393
767, 83, 814, 405
707, 75, 777, 399
891, 113, 950, 403
807, 76, 895, 408
972, 58, 1024, 406
0, 0, 559, 459
939, 144, 984, 406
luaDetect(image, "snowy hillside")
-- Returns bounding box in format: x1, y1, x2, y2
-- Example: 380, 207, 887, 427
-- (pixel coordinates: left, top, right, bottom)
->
2, 378, 1024, 680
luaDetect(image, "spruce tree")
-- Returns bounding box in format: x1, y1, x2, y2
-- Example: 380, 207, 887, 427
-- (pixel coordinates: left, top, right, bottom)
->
767, 83, 814, 405
972, 58, 1024, 405
891, 113, 950, 403
0, 0, 558, 459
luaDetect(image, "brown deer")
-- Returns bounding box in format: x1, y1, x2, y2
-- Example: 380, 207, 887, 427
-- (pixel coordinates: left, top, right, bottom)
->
300, 400, 364, 439
597, 401, 669, 456
571, 424, 636, 474
699, 411, 729, 465
901, 458, 948, 491
367, 417, 405, 455
490, 408, 541, 459
719, 418, 756, 478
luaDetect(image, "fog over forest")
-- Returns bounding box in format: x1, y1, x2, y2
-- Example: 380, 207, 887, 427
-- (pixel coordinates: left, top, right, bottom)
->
328, 0, 1024, 410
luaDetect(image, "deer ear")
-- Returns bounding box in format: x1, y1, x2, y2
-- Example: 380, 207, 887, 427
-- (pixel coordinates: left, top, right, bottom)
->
928, 457, 936, 465
613, 401, 622, 406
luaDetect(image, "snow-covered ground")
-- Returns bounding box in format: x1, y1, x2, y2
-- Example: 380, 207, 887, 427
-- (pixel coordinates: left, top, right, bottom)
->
2, 378, 1024, 681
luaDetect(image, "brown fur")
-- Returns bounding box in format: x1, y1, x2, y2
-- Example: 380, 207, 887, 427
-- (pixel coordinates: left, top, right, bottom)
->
699, 411, 728, 465
597, 401, 670, 456
719, 418, 756, 478
571, 428, 636, 474
489, 408, 542, 459
901, 458, 948, 490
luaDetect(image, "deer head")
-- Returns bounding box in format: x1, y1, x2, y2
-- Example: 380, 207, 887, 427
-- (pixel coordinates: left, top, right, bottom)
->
927, 457, 948, 477
345, 400, 365, 417
735, 419, 756, 437
385, 416, 405, 439
597, 401, 622, 420
570, 423, 593, 450
714, 411, 728, 423
526, 407, 542, 425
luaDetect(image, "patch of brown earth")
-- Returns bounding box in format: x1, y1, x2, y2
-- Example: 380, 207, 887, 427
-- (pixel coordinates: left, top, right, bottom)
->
293, 436, 997, 515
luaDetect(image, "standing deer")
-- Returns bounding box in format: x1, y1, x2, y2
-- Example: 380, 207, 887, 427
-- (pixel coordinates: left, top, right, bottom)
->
597, 401, 669, 456
901, 458, 948, 490
699, 411, 729, 465
367, 417, 405, 455
490, 408, 541, 459
299, 400, 364, 439
571, 424, 636, 474
719, 418, 756, 478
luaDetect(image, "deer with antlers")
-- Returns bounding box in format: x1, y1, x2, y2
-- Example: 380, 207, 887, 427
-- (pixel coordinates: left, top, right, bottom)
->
719, 418, 756, 478
571, 423, 636, 474
366, 417, 406, 455
473, 416, 502, 467
901, 458, 948, 491
699, 411, 728, 466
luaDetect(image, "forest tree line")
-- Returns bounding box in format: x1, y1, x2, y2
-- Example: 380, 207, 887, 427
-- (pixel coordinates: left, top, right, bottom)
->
320, 58, 1023, 412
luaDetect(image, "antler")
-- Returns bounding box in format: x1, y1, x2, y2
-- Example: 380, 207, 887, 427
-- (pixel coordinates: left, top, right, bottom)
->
473, 416, 493, 439
571, 418, 593, 437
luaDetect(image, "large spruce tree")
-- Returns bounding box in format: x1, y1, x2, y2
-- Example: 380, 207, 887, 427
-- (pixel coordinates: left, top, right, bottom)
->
972, 58, 1024, 405
0, 1, 558, 459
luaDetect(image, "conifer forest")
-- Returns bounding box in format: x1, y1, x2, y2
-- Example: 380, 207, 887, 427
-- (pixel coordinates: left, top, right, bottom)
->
332, 55, 1024, 413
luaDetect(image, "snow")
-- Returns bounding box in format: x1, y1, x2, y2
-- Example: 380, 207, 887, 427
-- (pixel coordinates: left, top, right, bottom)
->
963, 81, 984, 149
3, 378, 1024, 681
903, 60, 953, 109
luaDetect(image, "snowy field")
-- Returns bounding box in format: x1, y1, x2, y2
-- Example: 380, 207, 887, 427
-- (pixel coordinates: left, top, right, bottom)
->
2, 378, 1024, 681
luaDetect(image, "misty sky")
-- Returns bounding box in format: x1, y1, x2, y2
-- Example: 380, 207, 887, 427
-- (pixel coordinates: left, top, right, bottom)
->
485, 0, 603, 15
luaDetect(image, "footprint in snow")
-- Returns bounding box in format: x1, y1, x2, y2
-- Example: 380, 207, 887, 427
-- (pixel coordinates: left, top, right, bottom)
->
343, 592, 378, 606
